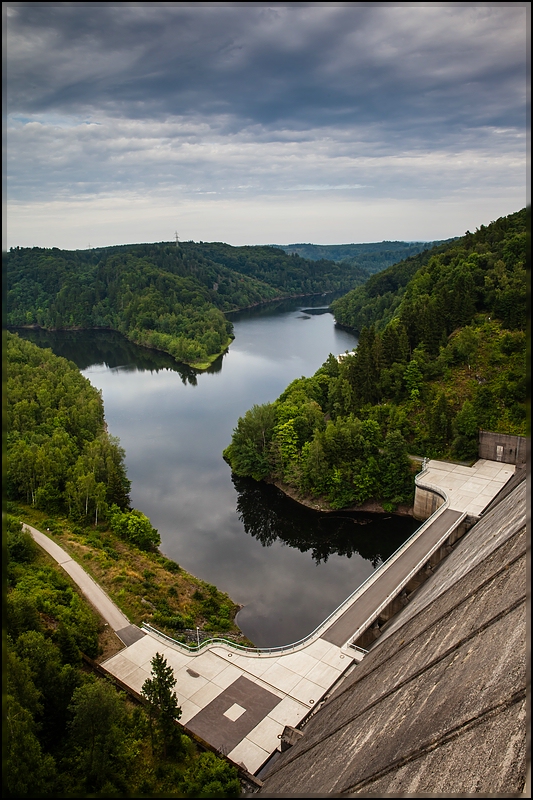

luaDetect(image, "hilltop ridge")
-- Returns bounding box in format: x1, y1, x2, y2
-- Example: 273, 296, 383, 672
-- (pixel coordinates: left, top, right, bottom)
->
6, 240, 369, 369
274, 239, 454, 273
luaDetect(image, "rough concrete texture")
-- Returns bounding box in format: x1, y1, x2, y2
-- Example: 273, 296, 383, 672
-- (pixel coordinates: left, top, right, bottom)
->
478, 431, 528, 464
256, 474, 528, 797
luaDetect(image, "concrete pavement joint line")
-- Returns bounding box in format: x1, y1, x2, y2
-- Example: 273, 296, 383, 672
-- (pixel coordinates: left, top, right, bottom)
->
339, 689, 527, 796
24, 459, 507, 660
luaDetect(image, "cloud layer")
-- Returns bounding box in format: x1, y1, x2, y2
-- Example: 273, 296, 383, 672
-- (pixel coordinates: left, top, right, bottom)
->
6, 3, 529, 248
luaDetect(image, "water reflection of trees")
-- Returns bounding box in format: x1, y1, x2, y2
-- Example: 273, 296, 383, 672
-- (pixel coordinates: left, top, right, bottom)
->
232, 475, 416, 567
9, 328, 202, 385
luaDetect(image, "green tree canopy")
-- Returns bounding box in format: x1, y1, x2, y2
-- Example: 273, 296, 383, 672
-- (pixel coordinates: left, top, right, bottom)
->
141, 652, 182, 758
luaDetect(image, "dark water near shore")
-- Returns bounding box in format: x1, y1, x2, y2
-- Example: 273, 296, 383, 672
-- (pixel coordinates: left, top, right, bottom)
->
13, 296, 419, 647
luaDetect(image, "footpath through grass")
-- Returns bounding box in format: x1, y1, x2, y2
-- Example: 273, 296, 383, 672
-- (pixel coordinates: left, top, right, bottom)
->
8, 502, 254, 652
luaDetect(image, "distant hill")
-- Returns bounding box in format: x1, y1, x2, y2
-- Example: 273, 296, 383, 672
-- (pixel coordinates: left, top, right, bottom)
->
273, 240, 455, 274
330, 210, 527, 334
5, 240, 370, 370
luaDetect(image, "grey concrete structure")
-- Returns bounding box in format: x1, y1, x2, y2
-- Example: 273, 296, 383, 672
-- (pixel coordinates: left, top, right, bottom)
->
100, 456, 512, 775
321, 508, 465, 648
413, 457, 515, 520
255, 473, 529, 797
478, 430, 528, 465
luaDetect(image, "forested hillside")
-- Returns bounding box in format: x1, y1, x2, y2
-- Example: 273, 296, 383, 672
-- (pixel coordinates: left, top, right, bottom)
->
223, 208, 528, 511
6, 333, 135, 528
182, 241, 371, 292
5, 514, 241, 797
330, 210, 527, 333
5, 333, 246, 795
5, 240, 370, 369
277, 239, 453, 274
5, 332, 247, 632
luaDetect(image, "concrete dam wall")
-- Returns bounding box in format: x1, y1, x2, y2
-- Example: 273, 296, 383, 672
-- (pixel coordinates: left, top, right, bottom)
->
256, 470, 528, 797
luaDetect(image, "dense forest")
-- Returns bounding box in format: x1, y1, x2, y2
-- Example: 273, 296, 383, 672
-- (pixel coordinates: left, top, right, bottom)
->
277, 239, 453, 274
5, 240, 371, 369
6, 333, 134, 532
5, 515, 241, 797
223, 208, 528, 511
330, 210, 527, 334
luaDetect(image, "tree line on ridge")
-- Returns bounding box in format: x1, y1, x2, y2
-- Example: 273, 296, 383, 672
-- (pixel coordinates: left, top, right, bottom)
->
223, 208, 528, 510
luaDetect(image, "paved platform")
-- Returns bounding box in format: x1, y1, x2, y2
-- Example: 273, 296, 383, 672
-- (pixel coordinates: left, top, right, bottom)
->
104, 631, 351, 772
420, 458, 515, 515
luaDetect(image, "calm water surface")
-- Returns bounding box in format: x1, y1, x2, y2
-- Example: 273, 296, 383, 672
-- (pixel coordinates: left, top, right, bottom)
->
16, 296, 419, 647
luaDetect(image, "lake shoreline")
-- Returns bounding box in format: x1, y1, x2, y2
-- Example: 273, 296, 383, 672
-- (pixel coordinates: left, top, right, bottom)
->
12, 301, 416, 647
267, 477, 415, 517
8, 287, 338, 371
7, 323, 233, 371
223, 289, 339, 316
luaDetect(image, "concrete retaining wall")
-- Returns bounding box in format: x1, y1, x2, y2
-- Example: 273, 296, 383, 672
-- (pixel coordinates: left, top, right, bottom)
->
413, 488, 445, 521
478, 431, 528, 465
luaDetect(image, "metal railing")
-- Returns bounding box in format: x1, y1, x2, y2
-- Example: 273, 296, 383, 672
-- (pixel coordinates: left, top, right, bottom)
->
346, 510, 467, 648
142, 464, 454, 658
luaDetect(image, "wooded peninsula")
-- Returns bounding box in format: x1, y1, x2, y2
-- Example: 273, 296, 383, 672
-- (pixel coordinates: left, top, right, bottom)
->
6, 241, 364, 369
223, 208, 528, 510
6, 239, 446, 369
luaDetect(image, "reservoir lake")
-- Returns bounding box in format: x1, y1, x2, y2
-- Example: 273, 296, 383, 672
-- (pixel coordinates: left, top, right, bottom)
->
16, 295, 419, 647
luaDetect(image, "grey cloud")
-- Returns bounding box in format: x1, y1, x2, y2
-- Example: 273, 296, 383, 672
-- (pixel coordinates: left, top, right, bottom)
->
6, 3, 528, 247
7, 111, 524, 205
7, 3, 527, 133
8, 108, 524, 212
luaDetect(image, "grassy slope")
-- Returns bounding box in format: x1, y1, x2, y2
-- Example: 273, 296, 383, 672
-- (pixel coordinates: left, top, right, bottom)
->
12, 504, 254, 654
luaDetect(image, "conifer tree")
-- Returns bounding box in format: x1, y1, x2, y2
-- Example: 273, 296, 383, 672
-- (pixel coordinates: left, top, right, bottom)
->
141, 652, 182, 758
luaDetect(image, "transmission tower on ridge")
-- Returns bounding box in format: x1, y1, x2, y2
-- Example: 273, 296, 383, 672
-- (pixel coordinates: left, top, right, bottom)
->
175, 230, 180, 248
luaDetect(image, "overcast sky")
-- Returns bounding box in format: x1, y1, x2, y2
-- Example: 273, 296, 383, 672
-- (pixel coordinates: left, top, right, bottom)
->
4, 2, 530, 250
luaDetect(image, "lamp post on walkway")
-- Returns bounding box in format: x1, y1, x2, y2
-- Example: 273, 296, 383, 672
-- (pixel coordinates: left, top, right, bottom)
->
196, 627, 200, 648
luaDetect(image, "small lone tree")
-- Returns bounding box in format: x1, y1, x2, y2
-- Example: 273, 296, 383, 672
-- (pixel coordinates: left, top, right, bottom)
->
141, 652, 182, 758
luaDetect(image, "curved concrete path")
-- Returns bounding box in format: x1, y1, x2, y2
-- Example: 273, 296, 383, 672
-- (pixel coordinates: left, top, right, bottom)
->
24, 524, 145, 647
